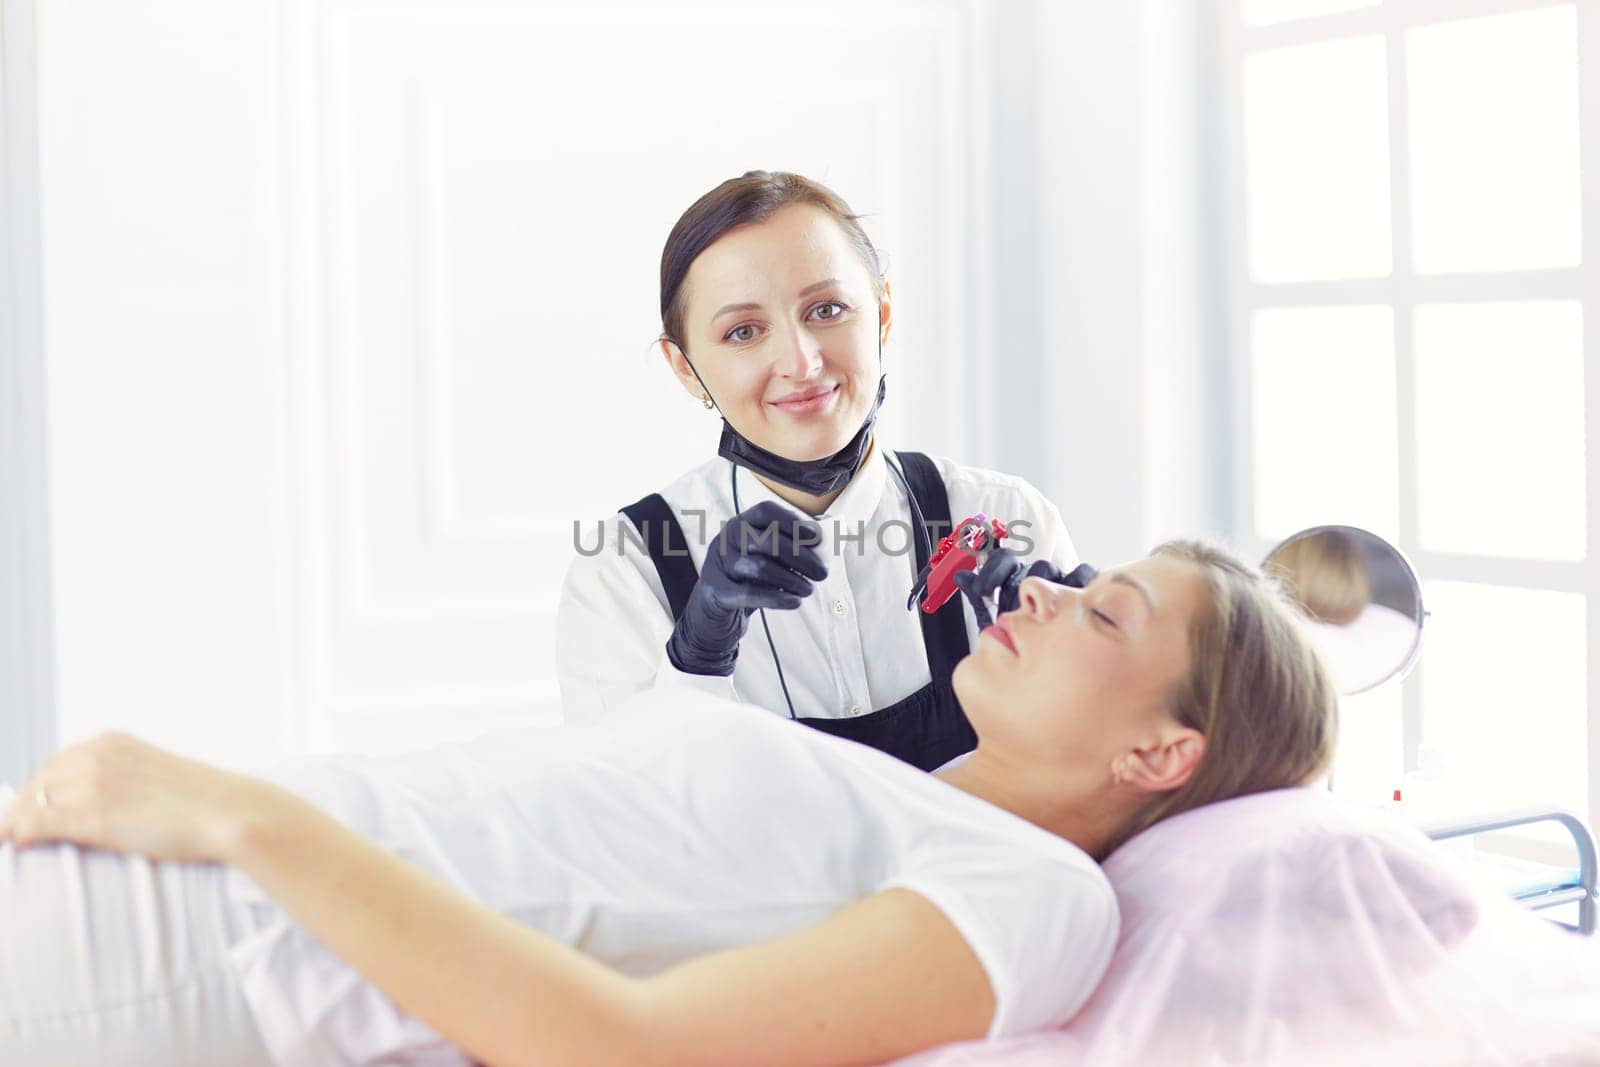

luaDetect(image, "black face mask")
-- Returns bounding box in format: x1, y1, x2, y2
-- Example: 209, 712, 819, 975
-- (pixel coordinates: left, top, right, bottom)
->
715, 375, 887, 496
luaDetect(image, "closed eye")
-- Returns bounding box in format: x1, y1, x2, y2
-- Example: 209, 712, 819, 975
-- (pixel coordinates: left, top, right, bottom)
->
1091, 608, 1120, 631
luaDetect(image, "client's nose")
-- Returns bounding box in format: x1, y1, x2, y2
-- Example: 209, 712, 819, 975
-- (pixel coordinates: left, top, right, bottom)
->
1016, 576, 1065, 620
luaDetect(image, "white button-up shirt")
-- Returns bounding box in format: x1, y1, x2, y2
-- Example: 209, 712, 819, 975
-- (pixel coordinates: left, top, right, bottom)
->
556, 440, 1079, 726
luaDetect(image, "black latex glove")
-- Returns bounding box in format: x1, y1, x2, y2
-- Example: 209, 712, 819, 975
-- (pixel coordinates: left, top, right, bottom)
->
665, 500, 830, 676
954, 548, 1097, 629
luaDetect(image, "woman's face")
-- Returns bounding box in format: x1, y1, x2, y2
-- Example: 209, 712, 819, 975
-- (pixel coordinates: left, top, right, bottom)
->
953, 553, 1207, 771
664, 204, 889, 462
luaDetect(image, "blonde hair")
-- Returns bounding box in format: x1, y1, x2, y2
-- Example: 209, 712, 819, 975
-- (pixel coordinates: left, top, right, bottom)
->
1266, 529, 1371, 626
1097, 539, 1339, 860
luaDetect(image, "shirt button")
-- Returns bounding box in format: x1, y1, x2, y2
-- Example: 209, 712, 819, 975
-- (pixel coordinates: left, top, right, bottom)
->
832, 600, 848, 617
848, 704, 864, 717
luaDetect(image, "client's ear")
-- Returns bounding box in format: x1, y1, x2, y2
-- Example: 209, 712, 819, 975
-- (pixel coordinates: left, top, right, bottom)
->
1118, 730, 1205, 794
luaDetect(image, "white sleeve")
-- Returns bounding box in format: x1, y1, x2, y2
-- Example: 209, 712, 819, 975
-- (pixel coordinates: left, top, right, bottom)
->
879, 850, 1119, 1039
555, 517, 737, 728
1011, 480, 1080, 574
937, 463, 1081, 573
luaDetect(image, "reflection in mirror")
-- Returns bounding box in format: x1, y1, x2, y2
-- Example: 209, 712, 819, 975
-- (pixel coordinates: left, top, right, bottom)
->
1264, 525, 1424, 695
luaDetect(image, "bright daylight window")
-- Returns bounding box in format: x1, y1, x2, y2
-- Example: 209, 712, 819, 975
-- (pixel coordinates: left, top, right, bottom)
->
1220, 0, 1595, 841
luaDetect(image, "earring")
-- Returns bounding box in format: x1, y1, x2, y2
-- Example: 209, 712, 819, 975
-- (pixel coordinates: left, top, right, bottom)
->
700, 394, 715, 411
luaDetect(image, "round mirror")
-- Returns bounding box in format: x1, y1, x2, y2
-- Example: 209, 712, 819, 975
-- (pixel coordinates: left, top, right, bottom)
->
1263, 525, 1424, 696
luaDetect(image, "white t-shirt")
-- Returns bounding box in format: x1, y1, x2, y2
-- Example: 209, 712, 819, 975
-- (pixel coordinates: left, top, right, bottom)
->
556, 439, 1080, 727
226, 691, 1118, 1066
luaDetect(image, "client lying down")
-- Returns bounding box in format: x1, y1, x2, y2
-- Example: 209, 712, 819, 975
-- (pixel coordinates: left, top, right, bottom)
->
0, 540, 1335, 1066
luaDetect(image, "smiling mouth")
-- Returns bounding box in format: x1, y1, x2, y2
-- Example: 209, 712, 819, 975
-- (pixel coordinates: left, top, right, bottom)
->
770, 384, 838, 411
982, 625, 1017, 656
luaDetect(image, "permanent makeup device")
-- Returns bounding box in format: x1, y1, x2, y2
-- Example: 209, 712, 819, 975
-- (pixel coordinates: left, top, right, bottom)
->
906, 514, 1009, 615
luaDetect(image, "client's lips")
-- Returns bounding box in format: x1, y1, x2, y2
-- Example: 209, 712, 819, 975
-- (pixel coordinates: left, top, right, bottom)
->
982, 625, 1017, 656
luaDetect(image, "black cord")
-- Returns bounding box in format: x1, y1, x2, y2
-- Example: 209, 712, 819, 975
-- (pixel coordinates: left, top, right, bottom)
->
730, 453, 924, 723
883, 452, 931, 571
732, 464, 800, 721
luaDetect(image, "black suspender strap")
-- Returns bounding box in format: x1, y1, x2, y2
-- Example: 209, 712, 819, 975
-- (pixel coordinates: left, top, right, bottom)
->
891, 451, 972, 688
622, 453, 970, 702
619, 493, 698, 623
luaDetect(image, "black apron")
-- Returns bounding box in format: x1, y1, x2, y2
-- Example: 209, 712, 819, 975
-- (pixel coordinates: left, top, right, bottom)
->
619, 451, 975, 771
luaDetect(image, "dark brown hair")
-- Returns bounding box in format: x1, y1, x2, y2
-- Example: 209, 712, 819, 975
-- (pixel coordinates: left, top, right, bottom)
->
1097, 538, 1340, 860
659, 171, 885, 348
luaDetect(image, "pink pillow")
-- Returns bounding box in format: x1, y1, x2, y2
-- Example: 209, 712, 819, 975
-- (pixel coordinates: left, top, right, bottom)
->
891, 788, 1600, 1066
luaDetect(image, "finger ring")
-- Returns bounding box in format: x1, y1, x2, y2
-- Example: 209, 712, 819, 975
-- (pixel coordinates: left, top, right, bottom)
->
35, 788, 50, 808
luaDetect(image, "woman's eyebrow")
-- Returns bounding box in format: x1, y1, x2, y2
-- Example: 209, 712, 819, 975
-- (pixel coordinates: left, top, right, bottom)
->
712, 301, 761, 320
1108, 572, 1156, 613
797, 278, 841, 298
713, 279, 842, 321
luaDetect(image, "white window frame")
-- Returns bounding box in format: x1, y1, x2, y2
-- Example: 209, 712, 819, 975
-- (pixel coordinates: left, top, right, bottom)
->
1216, 0, 1600, 847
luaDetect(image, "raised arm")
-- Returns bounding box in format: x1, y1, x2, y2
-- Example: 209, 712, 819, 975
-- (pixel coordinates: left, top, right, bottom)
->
0, 734, 994, 1067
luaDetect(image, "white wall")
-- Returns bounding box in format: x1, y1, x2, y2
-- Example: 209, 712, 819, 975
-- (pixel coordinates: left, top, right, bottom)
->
13, 0, 1219, 770
1032, 0, 1227, 564
34, 0, 288, 769
1, 0, 56, 787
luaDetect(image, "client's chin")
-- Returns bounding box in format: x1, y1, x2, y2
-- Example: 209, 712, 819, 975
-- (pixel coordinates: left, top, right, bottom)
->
949, 656, 986, 716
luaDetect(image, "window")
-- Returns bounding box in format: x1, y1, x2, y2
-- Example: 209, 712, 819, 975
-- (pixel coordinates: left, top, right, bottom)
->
1219, 0, 1596, 842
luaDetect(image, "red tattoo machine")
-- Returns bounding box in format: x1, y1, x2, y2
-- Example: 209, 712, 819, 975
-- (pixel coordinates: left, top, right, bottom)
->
906, 514, 1008, 614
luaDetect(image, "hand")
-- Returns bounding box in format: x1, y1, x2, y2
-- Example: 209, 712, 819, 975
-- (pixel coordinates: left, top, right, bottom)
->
0, 732, 265, 864
955, 549, 1097, 628
666, 500, 830, 676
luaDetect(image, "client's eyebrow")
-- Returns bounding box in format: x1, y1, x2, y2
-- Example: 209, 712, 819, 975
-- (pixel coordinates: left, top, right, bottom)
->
1107, 572, 1156, 614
